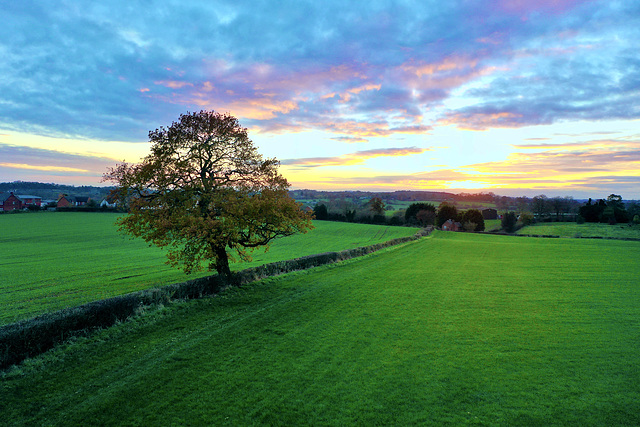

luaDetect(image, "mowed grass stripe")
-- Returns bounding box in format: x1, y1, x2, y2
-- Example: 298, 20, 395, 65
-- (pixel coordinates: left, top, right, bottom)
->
518, 221, 640, 239
2, 232, 639, 425
0, 213, 419, 324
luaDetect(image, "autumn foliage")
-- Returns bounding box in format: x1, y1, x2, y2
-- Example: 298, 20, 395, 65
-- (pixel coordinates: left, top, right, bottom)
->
104, 110, 313, 279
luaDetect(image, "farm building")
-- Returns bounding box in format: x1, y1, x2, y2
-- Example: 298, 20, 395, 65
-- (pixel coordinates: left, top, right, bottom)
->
442, 219, 462, 231
482, 208, 498, 220
1, 192, 24, 211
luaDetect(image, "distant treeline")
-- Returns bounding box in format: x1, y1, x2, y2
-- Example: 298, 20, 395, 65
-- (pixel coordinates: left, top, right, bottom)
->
0, 181, 113, 200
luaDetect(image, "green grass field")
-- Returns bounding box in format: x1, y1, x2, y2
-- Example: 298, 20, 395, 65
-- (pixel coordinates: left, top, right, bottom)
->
484, 219, 502, 231
518, 222, 640, 239
0, 212, 419, 325
2, 232, 639, 425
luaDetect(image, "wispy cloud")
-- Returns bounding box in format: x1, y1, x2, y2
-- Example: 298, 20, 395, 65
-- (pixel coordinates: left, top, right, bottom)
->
282, 147, 431, 168
0, 144, 118, 177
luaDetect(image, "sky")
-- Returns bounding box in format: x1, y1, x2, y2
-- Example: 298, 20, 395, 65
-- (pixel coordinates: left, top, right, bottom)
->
1, 0, 639, 199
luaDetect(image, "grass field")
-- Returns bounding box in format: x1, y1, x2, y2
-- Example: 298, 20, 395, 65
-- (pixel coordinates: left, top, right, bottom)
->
484, 219, 502, 231
2, 232, 639, 425
517, 222, 640, 239
0, 212, 419, 325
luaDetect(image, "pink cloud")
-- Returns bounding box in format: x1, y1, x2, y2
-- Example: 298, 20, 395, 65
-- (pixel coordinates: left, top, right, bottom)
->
282, 147, 431, 168
496, 0, 588, 15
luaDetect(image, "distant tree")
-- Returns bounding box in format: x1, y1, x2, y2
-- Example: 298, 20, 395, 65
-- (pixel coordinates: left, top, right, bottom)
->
345, 209, 357, 222
532, 195, 550, 219
415, 209, 436, 227
602, 206, 617, 224
515, 197, 530, 214
607, 194, 629, 223
579, 198, 605, 222
606, 194, 624, 209
501, 211, 518, 233
104, 110, 314, 280
313, 203, 328, 220
369, 197, 386, 215
579, 195, 628, 223
405, 202, 436, 225
437, 203, 459, 228
496, 196, 510, 211
550, 197, 564, 222
633, 215, 640, 225
461, 209, 485, 231
626, 202, 640, 219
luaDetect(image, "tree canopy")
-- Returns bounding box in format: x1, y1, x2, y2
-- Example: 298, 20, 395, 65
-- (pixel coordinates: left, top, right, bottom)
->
579, 194, 629, 224
104, 110, 313, 279
405, 202, 435, 225
461, 209, 485, 232
437, 203, 458, 228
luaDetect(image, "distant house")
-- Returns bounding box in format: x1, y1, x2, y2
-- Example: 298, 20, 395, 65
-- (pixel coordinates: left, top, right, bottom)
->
1, 192, 24, 211
17, 195, 42, 207
75, 196, 90, 206
482, 208, 498, 220
57, 195, 77, 207
100, 193, 118, 208
57, 195, 93, 208
442, 219, 461, 231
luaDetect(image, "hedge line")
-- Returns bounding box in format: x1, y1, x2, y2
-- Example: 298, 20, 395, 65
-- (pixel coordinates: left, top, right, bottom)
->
0, 227, 432, 370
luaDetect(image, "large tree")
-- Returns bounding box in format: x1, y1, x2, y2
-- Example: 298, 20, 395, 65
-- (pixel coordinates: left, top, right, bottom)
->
104, 110, 314, 280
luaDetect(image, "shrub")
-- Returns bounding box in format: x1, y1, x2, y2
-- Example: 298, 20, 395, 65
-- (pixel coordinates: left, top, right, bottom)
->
501, 212, 518, 233
520, 212, 534, 226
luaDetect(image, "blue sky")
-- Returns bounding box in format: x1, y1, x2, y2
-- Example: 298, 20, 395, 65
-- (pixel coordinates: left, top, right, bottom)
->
1, 0, 639, 198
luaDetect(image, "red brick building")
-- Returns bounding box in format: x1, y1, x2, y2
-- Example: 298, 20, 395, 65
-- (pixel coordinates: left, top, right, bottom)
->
442, 219, 462, 231
1, 192, 24, 211
17, 195, 42, 207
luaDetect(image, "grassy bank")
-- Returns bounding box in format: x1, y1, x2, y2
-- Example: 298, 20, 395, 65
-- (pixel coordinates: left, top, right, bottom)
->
0, 212, 419, 324
3, 232, 639, 425
517, 221, 640, 238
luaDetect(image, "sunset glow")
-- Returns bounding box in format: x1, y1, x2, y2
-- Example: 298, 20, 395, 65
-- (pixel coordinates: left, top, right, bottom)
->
1, 1, 638, 198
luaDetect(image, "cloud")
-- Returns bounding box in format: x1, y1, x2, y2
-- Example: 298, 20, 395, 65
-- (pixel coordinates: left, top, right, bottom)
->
2, 0, 637, 142
330, 136, 369, 143
281, 147, 431, 168
0, 144, 118, 178
2, 0, 640, 197
289, 135, 640, 196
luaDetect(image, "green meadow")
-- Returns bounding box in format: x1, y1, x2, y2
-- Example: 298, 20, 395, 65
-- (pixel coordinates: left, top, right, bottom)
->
518, 222, 640, 239
0, 212, 419, 325
2, 232, 639, 425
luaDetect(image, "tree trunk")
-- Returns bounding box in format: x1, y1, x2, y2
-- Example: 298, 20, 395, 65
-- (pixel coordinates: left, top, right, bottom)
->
213, 245, 232, 279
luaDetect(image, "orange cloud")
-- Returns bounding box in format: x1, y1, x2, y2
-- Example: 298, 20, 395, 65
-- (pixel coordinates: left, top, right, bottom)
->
286, 136, 640, 194
0, 163, 89, 173
154, 80, 194, 89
